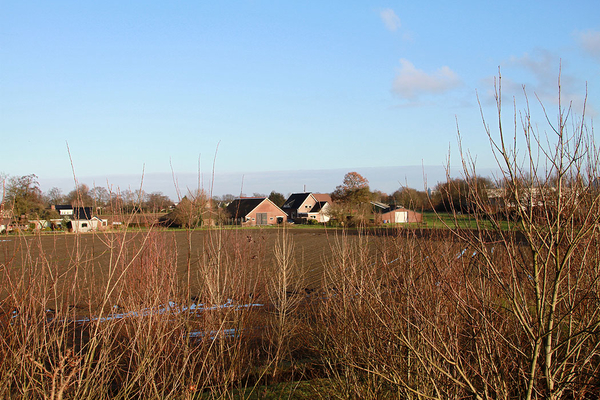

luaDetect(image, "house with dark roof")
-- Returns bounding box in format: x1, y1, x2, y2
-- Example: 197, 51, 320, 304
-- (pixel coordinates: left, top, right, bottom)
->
226, 198, 287, 226
50, 205, 108, 232
281, 192, 331, 223
53, 204, 76, 217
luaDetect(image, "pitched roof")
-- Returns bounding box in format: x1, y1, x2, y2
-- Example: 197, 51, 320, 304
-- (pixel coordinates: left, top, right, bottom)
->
53, 205, 73, 212
226, 198, 267, 219
281, 193, 313, 210
73, 207, 93, 220
312, 193, 332, 203
309, 201, 328, 213
370, 201, 390, 212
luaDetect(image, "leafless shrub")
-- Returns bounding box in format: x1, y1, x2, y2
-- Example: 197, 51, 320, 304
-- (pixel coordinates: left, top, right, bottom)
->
0, 222, 273, 398
314, 73, 600, 399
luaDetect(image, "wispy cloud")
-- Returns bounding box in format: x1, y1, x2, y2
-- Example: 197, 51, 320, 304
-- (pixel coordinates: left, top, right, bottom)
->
478, 50, 560, 106
514, 51, 591, 112
392, 59, 461, 100
479, 50, 594, 116
380, 8, 401, 32
508, 50, 562, 99
576, 29, 600, 60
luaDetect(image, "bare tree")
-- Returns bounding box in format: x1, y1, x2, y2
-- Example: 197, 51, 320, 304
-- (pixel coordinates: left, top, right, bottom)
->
44, 187, 66, 206
89, 186, 110, 207
417, 73, 600, 398
317, 72, 600, 399
66, 184, 94, 207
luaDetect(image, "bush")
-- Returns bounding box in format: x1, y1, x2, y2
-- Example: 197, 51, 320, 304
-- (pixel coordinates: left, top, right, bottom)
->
314, 73, 600, 399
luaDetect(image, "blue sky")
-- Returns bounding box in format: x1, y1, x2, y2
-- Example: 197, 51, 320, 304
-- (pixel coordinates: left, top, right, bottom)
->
1, 1, 599, 198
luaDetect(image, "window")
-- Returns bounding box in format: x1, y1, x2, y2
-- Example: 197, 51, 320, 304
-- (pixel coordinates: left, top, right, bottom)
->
81, 223, 88, 228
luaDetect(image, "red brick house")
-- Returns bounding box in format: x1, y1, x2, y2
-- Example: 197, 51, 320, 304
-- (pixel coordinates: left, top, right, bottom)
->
226, 197, 287, 226
281, 192, 332, 223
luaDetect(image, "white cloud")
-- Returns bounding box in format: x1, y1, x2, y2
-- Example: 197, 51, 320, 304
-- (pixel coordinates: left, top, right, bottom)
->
392, 59, 461, 99
577, 29, 600, 60
380, 8, 401, 32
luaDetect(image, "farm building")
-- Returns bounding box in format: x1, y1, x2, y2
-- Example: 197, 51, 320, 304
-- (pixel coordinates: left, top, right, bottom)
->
371, 202, 422, 224
378, 207, 422, 224
281, 192, 332, 223
226, 198, 287, 226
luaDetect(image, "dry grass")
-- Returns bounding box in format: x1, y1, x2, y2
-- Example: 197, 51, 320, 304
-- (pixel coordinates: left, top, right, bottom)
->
1, 216, 599, 399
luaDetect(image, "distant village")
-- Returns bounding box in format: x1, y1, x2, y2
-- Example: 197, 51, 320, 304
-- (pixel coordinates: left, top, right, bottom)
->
3, 172, 597, 233
0, 171, 429, 233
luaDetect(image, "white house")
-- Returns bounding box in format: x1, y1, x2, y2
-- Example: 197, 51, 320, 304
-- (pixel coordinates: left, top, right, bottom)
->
69, 216, 108, 233
52, 205, 108, 232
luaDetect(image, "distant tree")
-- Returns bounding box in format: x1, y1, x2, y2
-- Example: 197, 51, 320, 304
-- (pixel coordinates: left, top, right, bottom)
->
45, 209, 60, 228
386, 187, 429, 210
268, 191, 286, 207
332, 172, 372, 204
211, 203, 231, 225
90, 187, 110, 207
371, 190, 387, 203
119, 189, 135, 205
4, 174, 45, 219
66, 184, 94, 207
324, 201, 348, 226
330, 172, 373, 227
43, 187, 66, 206
159, 195, 206, 228
434, 177, 493, 213
112, 189, 147, 213
219, 194, 236, 203
144, 191, 173, 213
100, 188, 140, 214
325, 200, 373, 228
122, 189, 138, 212
252, 192, 266, 198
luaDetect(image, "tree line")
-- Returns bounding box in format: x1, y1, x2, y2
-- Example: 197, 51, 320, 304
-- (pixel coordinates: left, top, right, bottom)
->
5, 169, 590, 229
0, 174, 174, 222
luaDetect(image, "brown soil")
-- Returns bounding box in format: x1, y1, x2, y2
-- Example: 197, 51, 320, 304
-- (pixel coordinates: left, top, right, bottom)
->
0, 228, 389, 312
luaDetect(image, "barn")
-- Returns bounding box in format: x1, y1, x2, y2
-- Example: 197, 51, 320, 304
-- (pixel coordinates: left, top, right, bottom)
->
226, 198, 287, 226
378, 207, 423, 224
